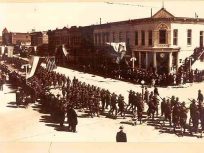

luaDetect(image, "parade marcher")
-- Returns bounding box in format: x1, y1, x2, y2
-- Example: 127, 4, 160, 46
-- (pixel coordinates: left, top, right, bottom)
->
161, 98, 166, 116
199, 103, 204, 134
137, 94, 144, 124
127, 90, 133, 110
197, 89, 203, 104
154, 86, 159, 96
179, 102, 188, 135
117, 94, 126, 119
105, 90, 111, 109
116, 126, 127, 142
153, 95, 159, 116
67, 105, 78, 132
164, 99, 172, 126
101, 90, 106, 112
189, 99, 199, 133
172, 101, 180, 132
109, 92, 118, 117
148, 96, 156, 120
144, 87, 149, 104
0, 77, 3, 91
58, 98, 65, 127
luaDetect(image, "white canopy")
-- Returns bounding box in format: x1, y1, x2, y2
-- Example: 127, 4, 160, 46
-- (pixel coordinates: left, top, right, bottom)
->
106, 42, 126, 52
192, 60, 204, 71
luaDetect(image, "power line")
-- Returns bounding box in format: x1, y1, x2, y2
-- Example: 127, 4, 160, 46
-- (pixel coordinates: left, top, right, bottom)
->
105, 2, 159, 8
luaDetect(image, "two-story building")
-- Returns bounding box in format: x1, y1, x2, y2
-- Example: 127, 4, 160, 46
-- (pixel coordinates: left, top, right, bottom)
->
2, 28, 31, 46
93, 8, 204, 74
47, 26, 94, 55
30, 31, 48, 46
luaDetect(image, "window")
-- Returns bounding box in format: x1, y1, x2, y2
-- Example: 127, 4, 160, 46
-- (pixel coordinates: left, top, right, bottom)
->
112, 32, 115, 42
119, 32, 122, 42
173, 29, 178, 45
159, 30, 166, 44
200, 31, 203, 47
148, 30, 152, 46
94, 34, 97, 45
102, 33, 105, 44
135, 31, 138, 46
141, 30, 145, 46
98, 33, 101, 45
106, 32, 110, 42
126, 31, 130, 45
187, 29, 192, 45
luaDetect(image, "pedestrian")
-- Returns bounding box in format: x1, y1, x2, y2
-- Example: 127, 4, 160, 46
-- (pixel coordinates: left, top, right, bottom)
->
116, 126, 127, 142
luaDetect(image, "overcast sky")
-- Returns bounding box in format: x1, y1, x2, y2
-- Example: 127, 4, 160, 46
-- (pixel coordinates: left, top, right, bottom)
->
0, 1, 204, 33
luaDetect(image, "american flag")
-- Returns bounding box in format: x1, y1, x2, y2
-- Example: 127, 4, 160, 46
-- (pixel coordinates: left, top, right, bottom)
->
46, 57, 57, 72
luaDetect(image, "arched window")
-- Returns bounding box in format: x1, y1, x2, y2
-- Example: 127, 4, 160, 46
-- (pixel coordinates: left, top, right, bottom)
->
159, 30, 166, 44
157, 23, 169, 44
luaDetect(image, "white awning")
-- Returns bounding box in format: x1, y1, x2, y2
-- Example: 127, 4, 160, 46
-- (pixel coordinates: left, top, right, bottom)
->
192, 60, 204, 71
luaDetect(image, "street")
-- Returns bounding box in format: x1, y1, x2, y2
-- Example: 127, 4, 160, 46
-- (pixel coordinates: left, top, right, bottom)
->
1, 64, 204, 143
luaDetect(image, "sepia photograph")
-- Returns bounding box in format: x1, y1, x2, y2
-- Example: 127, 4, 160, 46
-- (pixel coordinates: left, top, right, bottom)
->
0, 0, 204, 152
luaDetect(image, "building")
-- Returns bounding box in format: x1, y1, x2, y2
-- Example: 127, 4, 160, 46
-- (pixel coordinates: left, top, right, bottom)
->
47, 26, 94, 56
93, 8, 204, 74
30, 31, 48, 46
2, 28, 31, 46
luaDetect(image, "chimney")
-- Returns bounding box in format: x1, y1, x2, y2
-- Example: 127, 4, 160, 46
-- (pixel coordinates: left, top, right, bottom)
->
100, 18, 102, 25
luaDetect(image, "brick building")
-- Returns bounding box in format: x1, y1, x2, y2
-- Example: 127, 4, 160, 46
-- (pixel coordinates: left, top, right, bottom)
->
30, 31, 48, 46
2, 28, 31, 46
47, 26, 94, 55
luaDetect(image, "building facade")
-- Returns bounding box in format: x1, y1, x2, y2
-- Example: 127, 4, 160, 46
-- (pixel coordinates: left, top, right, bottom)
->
30, 31, 48, 46
47, 26, 94, 55
93, 8, 204, 74
2, 28, 31, 46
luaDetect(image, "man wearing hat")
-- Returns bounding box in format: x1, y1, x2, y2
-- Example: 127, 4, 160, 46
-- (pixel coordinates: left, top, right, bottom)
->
116, 125, 127, 142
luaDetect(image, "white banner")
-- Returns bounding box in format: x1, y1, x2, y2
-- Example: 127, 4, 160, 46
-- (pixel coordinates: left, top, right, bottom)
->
62, 44, 68, 57
192, 60, 204, 71
26, 56, 40, 79
0, 46, 5, 55
7, 46, 14, 57
106, 42, 126, 53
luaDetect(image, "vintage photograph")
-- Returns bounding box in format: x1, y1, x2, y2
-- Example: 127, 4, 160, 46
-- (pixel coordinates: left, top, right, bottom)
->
0, 0, 204, 152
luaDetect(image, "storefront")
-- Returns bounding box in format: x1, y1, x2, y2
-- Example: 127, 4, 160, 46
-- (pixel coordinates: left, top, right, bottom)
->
133, 47, 180, 74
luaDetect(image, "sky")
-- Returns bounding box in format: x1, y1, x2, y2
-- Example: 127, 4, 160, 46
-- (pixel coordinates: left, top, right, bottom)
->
0, 1, 204, 33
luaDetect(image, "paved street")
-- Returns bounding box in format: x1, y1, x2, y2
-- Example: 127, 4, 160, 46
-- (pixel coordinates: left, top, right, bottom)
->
1, 64, 204, 144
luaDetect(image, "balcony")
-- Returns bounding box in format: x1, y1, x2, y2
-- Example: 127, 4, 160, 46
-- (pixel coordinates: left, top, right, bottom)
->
156, 44, 170, 48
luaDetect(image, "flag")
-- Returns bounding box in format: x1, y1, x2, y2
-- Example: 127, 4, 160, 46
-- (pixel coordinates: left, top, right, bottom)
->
46, 57, 57, 72
107, 42, 127, 64
62, 44, 69, 57
26, 56, 40, 79
107, 42, 127, 53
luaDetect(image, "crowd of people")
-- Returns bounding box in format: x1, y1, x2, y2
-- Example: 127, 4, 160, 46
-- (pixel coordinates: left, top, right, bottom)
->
66, 62, 204, 87
1, 57, 204, 137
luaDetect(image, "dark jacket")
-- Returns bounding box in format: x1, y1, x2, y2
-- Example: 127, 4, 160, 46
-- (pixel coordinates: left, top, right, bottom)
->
67, 108, 78, 125
116, 131, 127, 142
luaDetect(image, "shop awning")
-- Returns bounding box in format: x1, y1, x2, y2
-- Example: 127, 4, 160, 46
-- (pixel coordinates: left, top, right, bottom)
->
192, 60, 204, 71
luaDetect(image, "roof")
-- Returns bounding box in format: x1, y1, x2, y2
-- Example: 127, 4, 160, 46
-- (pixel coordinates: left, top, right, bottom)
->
152, 8, 175, 18
93, 8, 204, 29
2, 28, 8, 33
